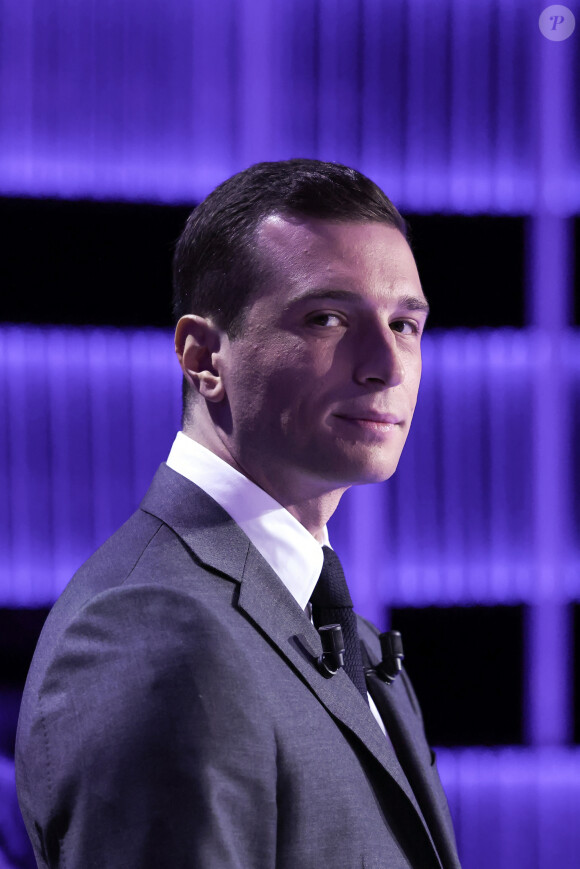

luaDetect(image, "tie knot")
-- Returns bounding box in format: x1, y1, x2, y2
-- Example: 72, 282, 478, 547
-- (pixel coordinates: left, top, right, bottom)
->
311, 546, 353, 609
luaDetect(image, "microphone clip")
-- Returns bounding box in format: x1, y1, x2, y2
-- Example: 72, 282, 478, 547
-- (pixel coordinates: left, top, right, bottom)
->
317, 624, 345, 678
373, 630, 405, 685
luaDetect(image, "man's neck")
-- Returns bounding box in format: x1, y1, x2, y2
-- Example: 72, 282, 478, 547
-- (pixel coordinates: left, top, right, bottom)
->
276, 490, 344, 544
181, 425, 346, 543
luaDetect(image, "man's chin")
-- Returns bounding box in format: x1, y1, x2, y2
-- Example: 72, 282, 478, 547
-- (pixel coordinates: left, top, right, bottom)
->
314, 454, 402, 488
349, 463, 400, 486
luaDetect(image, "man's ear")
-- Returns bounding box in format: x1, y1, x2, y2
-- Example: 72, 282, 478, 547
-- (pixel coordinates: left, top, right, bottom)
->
174, 315, 226, 403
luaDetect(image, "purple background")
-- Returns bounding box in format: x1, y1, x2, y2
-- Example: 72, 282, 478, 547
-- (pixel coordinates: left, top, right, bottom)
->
1, 0, 579, 866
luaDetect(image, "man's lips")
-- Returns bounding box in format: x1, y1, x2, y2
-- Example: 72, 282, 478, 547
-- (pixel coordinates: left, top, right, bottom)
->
333, 411, 403, 426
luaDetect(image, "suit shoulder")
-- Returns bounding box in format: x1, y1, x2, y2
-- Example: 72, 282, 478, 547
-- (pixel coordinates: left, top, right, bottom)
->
48, 582, 230, 675
23, 509, 233, 702
60, 508, 168, 601
48, 507, 219, 624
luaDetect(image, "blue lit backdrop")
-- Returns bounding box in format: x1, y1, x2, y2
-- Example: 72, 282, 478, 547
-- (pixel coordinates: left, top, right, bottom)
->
0, 0, 578, 213
1, 0, 579, 867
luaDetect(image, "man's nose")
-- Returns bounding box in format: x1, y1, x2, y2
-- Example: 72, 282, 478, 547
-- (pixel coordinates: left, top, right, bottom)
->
352, 324, 404, 387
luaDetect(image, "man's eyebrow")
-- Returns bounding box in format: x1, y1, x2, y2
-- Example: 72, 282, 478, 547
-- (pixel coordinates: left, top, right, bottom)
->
288, 288, 361, 305
397, 295, 430, 316
288, 288, 430, 316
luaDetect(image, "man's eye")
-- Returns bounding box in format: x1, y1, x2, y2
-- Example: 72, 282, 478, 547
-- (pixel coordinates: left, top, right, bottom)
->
391, 320, 419, 335
307, 313, 344, 328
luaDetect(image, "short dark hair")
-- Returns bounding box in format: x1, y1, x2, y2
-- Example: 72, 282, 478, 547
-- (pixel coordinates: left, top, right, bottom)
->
172, 158, 407, 417
173, 158, 407, 333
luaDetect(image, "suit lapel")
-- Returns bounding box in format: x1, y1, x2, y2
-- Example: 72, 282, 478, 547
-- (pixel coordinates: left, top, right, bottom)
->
141, 465, 444, 867
363, 648, 461, 869
237, 544, 419, 796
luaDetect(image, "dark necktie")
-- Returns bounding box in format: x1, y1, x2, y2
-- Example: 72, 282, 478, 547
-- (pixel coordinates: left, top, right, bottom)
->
311, 546, 368, 701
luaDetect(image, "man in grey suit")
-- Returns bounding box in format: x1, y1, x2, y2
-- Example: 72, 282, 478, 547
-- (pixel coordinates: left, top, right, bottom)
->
16, 159, 461, 868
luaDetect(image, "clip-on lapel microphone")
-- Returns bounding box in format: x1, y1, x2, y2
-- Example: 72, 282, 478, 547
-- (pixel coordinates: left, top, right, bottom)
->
317, 624, 345, 677
371, 630, 404, 684
316, 625, 404, 685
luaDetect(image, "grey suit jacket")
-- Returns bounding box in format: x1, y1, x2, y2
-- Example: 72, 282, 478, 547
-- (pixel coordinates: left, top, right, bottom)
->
16, 464, 461, 869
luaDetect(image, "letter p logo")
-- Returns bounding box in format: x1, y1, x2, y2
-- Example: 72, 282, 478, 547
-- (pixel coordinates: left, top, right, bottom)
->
539, 5, 576, 41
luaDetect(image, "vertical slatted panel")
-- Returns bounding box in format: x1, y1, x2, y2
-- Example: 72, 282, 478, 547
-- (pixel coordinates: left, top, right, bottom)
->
46, 329, 94, 598
0, 327, 181, 605
437, 749, 580, 869
565, 331, 580, 593
1, 0, 575, 212
361, 330, 536, 607
188, 0, 238, 193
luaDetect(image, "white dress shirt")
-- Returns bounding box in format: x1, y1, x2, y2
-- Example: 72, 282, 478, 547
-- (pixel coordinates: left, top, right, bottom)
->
166, 431, 386, 735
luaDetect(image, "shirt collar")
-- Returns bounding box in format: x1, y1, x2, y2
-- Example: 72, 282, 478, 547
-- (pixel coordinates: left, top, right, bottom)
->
166, 432, 327, 611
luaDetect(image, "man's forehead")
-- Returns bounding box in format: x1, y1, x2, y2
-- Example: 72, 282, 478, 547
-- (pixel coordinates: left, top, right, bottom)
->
256, 211, 390, 245
254, 212, 328, 258
254, 213, 425, 301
